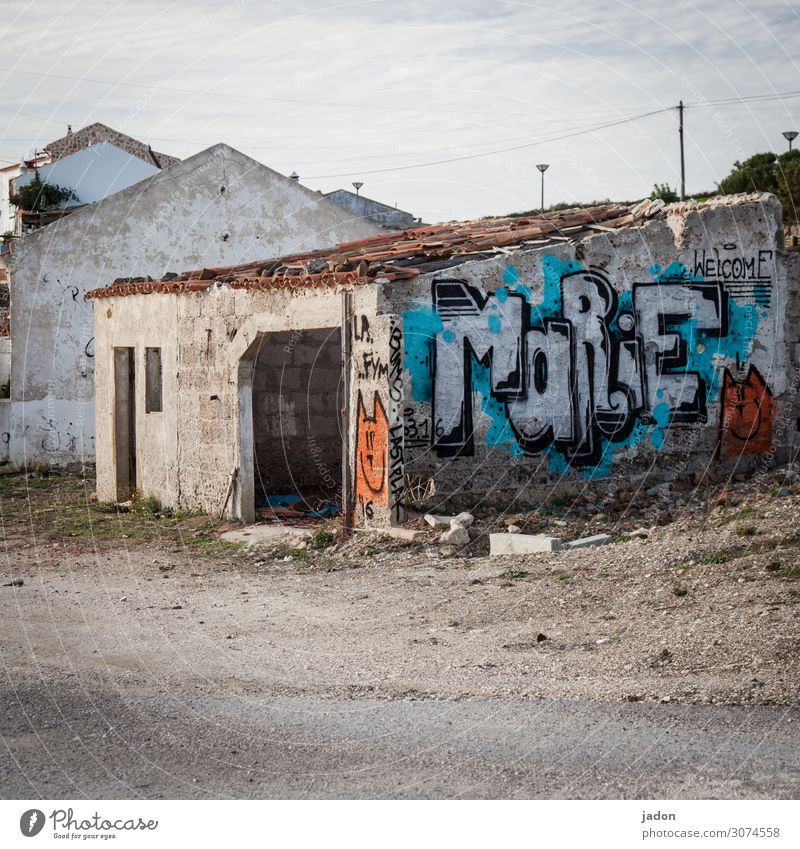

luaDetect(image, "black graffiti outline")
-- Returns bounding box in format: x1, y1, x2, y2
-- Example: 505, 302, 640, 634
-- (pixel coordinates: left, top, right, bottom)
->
429, 271, 725, 468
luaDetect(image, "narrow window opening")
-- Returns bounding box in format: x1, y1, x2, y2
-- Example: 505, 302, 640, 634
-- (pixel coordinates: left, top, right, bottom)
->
145, 347, 163, 413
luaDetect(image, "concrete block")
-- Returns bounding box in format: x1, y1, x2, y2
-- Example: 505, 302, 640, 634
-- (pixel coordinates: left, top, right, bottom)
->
489, 533, 562, 555
563, 533, 613, 549
383, 527, 425, 542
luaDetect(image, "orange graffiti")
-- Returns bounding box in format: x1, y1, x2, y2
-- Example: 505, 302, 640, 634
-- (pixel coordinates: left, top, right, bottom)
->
717, 365, 774, 461
354, 390, 389, 506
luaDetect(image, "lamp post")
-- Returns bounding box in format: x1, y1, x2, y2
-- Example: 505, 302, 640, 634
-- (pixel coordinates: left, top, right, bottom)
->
783, 131, 798, 152
352, 181, 364, 197
536, 164, 549, 214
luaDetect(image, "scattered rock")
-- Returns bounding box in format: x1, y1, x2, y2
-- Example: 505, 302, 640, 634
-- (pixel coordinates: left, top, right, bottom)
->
425, 512, 474, 529
441, 524, 470, 546
3, 578, 24, 587
536, 632, 548, 643
650, 648, 673, 668
507, 524, 522, 534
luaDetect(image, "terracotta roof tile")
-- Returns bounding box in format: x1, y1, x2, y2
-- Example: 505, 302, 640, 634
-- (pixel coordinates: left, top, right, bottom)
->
86, 201, 661, 301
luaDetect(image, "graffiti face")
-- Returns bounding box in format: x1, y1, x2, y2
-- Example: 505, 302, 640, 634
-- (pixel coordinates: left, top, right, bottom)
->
403, 253, 771, 475
717, 365, 774, 460
354, 390, 389, 508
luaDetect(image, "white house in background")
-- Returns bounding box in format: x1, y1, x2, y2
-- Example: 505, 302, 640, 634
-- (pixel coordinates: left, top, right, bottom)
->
11, 141, 161, 228
1, 122, 179, 236
1, 142, 379, 469
0, 153, 48, 236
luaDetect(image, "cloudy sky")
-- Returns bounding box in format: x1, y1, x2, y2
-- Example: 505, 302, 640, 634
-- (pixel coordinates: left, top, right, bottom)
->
2, 0, 798, 221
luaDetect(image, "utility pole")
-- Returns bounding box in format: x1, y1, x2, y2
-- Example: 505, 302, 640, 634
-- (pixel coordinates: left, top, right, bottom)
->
678, 100, 686, 200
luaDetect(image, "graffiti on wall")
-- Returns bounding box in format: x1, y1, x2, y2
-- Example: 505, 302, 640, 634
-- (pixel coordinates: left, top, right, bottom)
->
350, 311, 406, 524
717, 365, 774, 461
402, 251, 773, 476
354, 389, 389, 521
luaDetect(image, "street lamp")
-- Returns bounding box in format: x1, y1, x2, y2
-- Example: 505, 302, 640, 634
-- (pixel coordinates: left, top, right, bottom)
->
783, 131, 798, 152
536, 164, 549, 214
352, 181, 364, 197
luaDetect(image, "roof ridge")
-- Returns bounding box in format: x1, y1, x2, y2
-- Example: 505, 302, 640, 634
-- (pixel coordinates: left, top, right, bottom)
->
87, 201, 656, 301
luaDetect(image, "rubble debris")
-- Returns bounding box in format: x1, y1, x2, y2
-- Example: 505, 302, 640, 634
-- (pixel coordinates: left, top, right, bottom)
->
384, 527, 425, 542
490, 533, 562, 555
563, 533, 613, 549
424, 512, 474, 529
441, 524, 470, 546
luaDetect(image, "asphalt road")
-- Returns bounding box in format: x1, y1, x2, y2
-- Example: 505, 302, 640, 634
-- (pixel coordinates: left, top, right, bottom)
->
1, 678, 798, 799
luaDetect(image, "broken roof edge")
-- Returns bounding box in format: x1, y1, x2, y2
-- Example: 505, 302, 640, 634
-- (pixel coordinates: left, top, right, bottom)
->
85, 193, 776, 302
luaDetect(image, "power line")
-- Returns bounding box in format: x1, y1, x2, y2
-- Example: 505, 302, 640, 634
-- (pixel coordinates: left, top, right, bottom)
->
304, 108, 671, 179
0, 65, 649, 119
686, 90, 800, 108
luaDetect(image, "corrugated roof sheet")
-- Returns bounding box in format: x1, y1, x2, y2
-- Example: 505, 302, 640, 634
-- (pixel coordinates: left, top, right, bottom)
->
86, 199, 665, 300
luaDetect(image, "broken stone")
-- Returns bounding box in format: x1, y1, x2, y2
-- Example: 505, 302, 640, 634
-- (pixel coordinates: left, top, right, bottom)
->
441, 524, 470, 546
536, 632, 548, 643
507, 524, 522, 534
2, 578, 23, 587
424, 512, 474, 529
489, 533, 561, 555
563, 533, 613, 549
385, 527, 425, 542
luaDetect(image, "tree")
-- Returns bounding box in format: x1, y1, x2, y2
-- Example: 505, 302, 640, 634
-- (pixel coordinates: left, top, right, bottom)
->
650, 183, 679, 202
776, 149, 800, 226
717, 152, 780, 195
717, 149, 800, 224
9, 172, 78, 212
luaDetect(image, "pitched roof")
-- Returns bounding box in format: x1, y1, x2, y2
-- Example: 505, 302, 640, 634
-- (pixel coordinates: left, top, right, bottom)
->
44, 122, 179, 169
86, 199, 665, 300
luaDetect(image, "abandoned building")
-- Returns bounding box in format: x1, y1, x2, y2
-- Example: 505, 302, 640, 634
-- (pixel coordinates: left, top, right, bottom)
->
3, 143, 378, 469
86, 193, 799, 528
323, 188, 418, 230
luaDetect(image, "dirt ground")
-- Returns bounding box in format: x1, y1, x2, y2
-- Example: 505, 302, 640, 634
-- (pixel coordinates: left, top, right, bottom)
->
1, 469, 799, 798
1, 468, 798, 707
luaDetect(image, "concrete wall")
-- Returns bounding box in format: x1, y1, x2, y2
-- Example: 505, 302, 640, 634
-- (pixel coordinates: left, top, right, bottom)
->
387, 194, 792, 508
324, 190, 416, 230
92, 194, 798, 526
8, 142, 379, 470
94, 283, 377, 520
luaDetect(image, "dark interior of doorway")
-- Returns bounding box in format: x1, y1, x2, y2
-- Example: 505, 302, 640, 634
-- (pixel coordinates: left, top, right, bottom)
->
251, 328, 343, 516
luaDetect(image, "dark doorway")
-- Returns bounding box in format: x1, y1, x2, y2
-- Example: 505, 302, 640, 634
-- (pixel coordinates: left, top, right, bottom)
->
114, 347, 136, 498
251, 328, 343, 513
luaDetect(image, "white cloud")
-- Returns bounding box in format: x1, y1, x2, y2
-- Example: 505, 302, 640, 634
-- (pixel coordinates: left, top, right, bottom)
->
1, 0, 798, 221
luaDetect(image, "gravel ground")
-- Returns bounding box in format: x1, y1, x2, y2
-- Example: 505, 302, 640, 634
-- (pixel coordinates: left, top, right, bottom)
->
1, 468, 798, 798
2, 680, 797, 799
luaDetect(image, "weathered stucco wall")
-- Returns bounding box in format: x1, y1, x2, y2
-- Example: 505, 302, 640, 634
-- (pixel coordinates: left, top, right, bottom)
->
9, 142, 379, 470
93, 195, 798, 526
95, 283, 379, 520
385, 195, 792, 508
